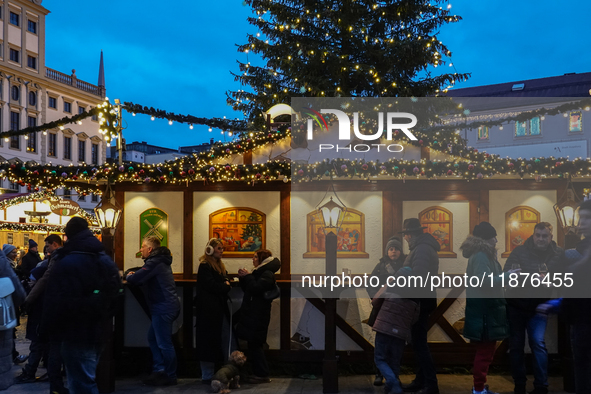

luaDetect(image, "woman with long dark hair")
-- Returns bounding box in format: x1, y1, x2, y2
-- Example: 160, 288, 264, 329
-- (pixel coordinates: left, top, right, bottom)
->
194, 239, 233, 384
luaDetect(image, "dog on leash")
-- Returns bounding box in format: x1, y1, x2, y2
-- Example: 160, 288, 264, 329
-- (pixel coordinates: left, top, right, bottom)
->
211, 351, 247, 393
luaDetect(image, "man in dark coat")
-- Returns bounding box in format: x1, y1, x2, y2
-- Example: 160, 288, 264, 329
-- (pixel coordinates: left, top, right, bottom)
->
42, 217, 120, 394
398, 218, 440, 394
127, 236, 180, 386
503, 222, 563, 394
17, 239, 41, 281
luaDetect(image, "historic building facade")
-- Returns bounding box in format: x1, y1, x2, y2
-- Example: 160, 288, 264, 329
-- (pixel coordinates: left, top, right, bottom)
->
0, 0, 105, 209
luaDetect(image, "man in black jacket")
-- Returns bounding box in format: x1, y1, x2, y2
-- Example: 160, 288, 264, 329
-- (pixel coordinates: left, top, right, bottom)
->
127, 236, 180, 386
504, 222, 563, 394
42, 217, 120, 394
399, 218, 440, 394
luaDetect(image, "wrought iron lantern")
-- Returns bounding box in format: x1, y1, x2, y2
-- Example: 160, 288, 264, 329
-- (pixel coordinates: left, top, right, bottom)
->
94, 183, 122, 229
316, 184, 346, 230
554, 177, 580, 234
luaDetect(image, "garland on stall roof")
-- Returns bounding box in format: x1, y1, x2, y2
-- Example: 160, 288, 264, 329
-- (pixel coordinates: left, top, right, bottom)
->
0, 221, 101, 235
123, 102, 249, 131
0, 189, 96, 222
1, 154, 590, 194
191, 126, 290, 165
0, 102, 118, 143
0, 190, 58, 210
291, 157, 587, 182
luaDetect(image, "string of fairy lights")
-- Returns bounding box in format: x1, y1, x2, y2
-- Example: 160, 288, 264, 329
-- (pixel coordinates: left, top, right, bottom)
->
0, 97, 590, 193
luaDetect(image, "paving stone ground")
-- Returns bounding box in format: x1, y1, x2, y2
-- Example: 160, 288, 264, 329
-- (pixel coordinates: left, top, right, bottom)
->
10, 319, 571, 394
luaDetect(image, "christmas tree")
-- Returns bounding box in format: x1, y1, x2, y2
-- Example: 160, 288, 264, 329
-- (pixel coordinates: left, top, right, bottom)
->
228, 0, 470, 129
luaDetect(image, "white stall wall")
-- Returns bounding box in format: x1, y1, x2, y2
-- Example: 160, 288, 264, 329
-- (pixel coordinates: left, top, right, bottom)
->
290, 191, 382, 275
403, 201, 471, 274
124, 192, 184, 272
193, 192, 281, 274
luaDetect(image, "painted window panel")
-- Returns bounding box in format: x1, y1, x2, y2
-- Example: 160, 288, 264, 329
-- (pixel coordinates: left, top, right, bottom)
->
502, 206, 540, 258
478, 126, 489, 140
419, 206, 456, 258
304, 208, 368, 258
210, 207, 265, 258
569, 111, 582, 133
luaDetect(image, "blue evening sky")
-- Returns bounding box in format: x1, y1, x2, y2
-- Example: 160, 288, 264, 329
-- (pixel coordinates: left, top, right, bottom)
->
43, 1, 591, 149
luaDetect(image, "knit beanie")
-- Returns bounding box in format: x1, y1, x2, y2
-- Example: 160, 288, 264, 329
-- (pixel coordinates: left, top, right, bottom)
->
473, 221, 497, 240
2, 244, 16, 256
65, 217, 89, 239
29, 239, 38, 248
385, 236, 403, 255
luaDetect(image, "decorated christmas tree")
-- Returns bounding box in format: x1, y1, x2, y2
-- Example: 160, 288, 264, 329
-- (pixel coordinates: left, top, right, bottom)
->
228, 0, 469, 128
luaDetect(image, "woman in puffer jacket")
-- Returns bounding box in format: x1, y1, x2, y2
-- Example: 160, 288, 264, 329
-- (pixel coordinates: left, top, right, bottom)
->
461, 222, 518, 394
235, 249, 280, 383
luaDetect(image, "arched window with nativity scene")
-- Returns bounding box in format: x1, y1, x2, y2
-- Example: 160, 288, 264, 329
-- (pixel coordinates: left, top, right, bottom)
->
419, 206, 456, 258
210, 207, 266, 258
502, 206, 540, 258
304, 208, 368, 258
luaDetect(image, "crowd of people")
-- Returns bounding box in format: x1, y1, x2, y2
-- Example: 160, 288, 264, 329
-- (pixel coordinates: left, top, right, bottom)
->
2, 201, 591, 394
368, 207, 591, 394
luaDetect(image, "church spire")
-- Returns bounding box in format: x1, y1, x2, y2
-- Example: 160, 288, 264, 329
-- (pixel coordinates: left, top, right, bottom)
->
98, 50, 106, 98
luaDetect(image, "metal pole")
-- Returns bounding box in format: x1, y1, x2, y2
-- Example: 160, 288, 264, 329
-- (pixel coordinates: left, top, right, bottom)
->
116, 102, 123, 166
323, 231, 338, 393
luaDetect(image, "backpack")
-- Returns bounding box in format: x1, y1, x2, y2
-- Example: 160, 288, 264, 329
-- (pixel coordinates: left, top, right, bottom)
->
0, 277, 17, 331
71, 251, 123, 319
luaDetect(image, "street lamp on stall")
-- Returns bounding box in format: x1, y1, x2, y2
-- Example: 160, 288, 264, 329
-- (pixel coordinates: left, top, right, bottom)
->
554, 176, 580, 235
316, 184, 346, 394
94, 182, 122, 230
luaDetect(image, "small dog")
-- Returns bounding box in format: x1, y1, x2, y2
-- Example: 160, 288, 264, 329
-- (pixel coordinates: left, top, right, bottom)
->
211, 351, 247, 393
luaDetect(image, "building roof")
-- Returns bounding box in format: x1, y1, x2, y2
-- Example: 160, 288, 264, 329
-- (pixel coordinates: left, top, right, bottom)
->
447, 72, 591, 98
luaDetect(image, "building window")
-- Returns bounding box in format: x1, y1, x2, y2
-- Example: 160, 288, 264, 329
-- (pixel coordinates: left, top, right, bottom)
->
63, 189, 71, 200
9, 12, 19, 26
91, 194, 99, 203
64, 101, 71, 113
90, 107, 98, 121
27, 55, 36, 69
419, 206, 457, 258
515, 117, 541, 137
569, 111, 583, 133
477, 126, 489, 140
78, 193, 86, 202
27, 117, 36, 153
530, 117, 541, 136
502, 206, 540, 258
10, 111, 19, 131
48, 96, 57, 109
10, 135, 19, 149
48, 133, 57, 157
91, 143, 99, 165
78, 106, 85, 115
11, 86, 19, 101
9, 48, 19, 63
28, 91, 36, 106
63, 136, 71, 160
27, 20, 37, 34
78, 140, 86, 162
